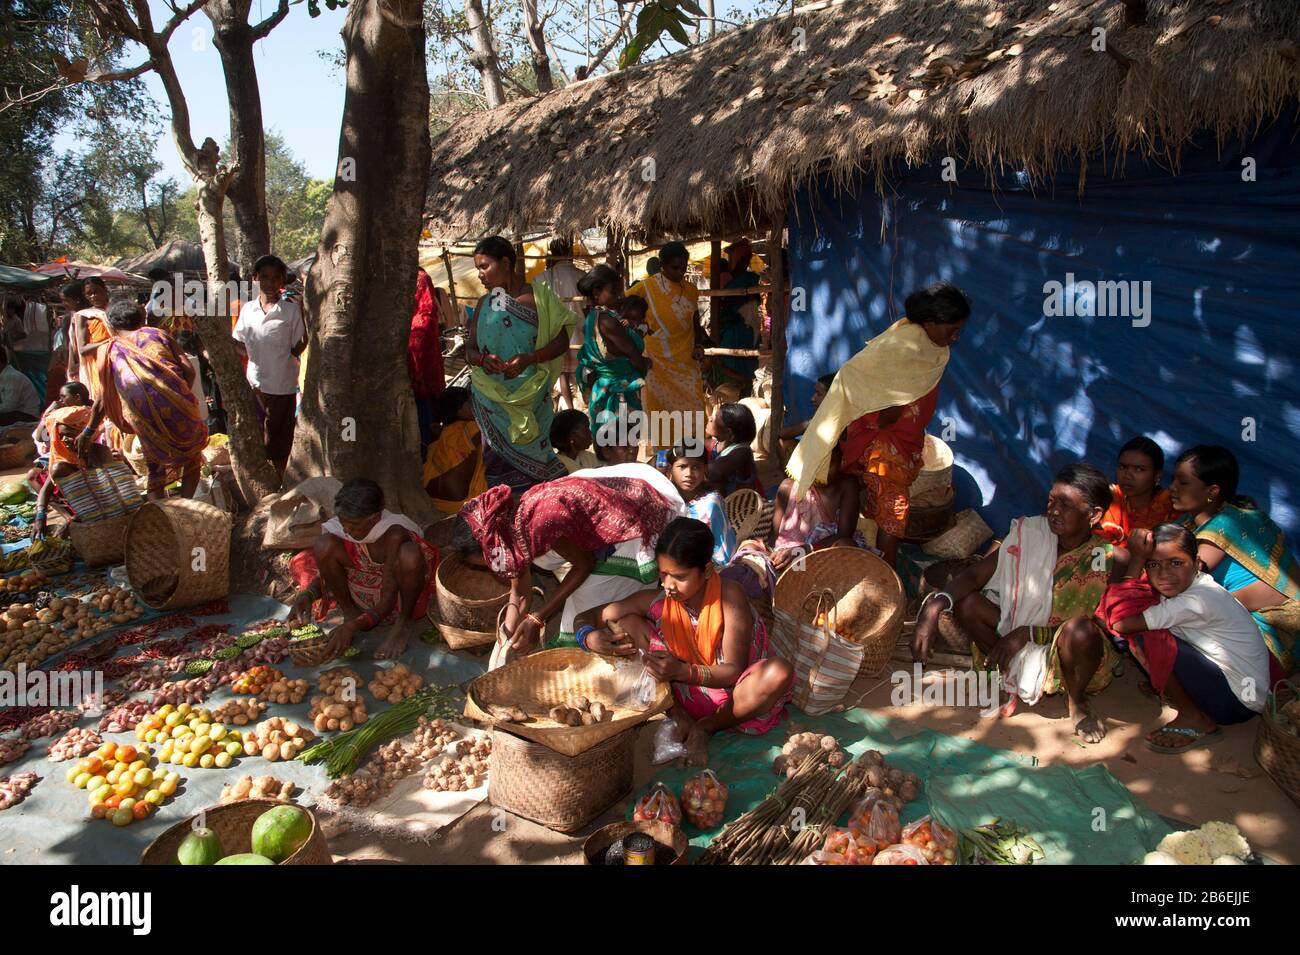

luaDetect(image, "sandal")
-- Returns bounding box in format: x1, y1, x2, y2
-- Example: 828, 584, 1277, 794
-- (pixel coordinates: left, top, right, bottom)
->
1145, 725, 1222, 755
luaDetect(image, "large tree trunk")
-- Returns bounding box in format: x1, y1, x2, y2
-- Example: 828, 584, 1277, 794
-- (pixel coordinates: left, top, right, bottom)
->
288, 0, 432, 522
207, 0, 278, 272
522, 0, 554, 93
465, 0, 506, 107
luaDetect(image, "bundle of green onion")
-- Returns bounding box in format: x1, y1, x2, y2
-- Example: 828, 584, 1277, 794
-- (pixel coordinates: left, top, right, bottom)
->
959, 818, 1045, 865
297, 684, 459, 777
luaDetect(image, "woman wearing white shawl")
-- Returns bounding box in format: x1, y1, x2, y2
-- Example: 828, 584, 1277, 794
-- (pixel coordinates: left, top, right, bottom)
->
288, 478, 440, 660
911, 463, 1132, 743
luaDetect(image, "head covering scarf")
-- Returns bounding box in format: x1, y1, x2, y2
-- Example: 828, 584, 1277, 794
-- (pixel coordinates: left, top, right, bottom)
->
460, 484, 523, 577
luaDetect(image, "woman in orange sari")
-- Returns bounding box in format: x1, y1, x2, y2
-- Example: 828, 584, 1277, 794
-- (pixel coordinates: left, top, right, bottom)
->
1099, 436, 1176, 546
78, 300, 208, 499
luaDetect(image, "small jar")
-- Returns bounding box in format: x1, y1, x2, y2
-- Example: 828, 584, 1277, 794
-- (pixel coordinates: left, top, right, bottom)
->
623, 832, 656, 866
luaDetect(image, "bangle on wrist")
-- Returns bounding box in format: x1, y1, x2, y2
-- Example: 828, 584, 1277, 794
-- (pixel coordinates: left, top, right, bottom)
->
922, 591, 954, 614
575, 625, 594, 651
525, 612, 545, 629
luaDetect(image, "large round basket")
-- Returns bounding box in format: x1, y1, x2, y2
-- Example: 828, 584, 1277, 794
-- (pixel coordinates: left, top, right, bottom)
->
0, 433, 36, 470
125, 499, 231, 610
582, 819, 688, 866
908, 434, 954, 506
488, 726, 635, 832
773, 546, 905, 677
426, 601, 497, 650
465, 647, 670, 757
139, 799, 331, 865
68, 514, 130, 567
436, 552, 509, 631
1254, 680, 1300, 807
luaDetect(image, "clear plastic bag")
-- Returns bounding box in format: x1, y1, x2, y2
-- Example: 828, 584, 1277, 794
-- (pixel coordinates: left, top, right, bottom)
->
681, 769, 728, 830
819, 826, 877, 865
901, 814, 958, 865
864, 801, 901, 851
873, 843, 929, 865
633, 781, 682, 826
611, 650, 658, 712
651, 718, 689, 765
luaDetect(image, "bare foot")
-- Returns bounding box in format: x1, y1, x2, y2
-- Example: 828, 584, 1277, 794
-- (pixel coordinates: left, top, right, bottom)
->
683, 724, 711, 767
1069, 699, 1106, 743
375, 618, 416, 660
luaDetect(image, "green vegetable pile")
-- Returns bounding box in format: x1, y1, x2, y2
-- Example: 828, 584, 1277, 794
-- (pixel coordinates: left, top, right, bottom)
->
298, 684, 458, 777
959, 819, 1045, 865
290, 624, 323, 642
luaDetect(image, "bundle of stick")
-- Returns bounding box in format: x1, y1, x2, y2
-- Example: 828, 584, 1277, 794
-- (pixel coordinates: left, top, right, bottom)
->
698, 750, 871, 865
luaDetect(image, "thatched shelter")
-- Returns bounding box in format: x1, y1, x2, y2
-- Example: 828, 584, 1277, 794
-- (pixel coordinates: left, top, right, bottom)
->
116, 239, 206, 276
425, 0, 1300, 240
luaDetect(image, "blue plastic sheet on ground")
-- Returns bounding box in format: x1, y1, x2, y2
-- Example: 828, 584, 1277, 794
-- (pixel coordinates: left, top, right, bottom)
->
784, 119, 1300, 537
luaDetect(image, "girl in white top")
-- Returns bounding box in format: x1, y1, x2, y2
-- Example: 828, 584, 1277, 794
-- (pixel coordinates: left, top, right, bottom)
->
1111, 524, 1270, 754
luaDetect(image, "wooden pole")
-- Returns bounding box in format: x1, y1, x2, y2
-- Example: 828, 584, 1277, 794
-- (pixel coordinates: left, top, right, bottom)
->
513, 240, 527, 287
441, 249, 460, 319
767, 211, 788, 463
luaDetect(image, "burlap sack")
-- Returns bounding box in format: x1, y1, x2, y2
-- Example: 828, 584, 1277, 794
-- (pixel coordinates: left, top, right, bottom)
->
261, 475, 342, 550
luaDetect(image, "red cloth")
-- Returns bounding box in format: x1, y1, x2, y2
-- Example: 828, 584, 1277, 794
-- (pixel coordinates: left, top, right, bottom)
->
460, 476, 678, 579
1097, 577, 1177, 693
407, 269, 445, 399
289, 533, 439, 622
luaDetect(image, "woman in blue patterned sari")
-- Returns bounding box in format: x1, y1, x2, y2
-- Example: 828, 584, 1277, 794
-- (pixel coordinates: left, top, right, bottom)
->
467, 236, 576, 493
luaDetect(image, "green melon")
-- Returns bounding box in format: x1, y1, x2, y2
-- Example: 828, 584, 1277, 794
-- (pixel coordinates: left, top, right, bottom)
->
215, 852, 275, 865
177, 827, 223, 866
250, 805, 312, 863
0, 482, 27, 505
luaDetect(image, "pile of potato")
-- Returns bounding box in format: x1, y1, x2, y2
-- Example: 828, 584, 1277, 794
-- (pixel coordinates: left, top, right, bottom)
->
0, 736, 31, 767
546, 695, 610, 727
46, 726, 103, 761
22, 708, 79, 740
1, 571, 46, 593
772, 731, 847, 777
309, 667, 368, 733
84, 586, 144, 624
259, 675, 308, 705
220, 774, 295, 805
422, 736, 492, 793
209, 698, 267, 726
367, 663, 423, 704
0, 771, 38, 811
242, 716, 316, 762
318, 667, 361, 697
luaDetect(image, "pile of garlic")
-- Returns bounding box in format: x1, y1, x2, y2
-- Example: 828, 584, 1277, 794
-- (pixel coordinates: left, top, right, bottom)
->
422, 736, 492, 793
325, 718, 460, 808
772, 731, 847, 776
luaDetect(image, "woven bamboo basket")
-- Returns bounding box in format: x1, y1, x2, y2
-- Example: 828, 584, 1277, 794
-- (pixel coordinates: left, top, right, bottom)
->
465, 647, 670, 757
68, 513, 130, 567
436, 552, 509, 631
724, 488, 763, 542
753, 500, 776, 541
488, 726, 635, 832
140, 798, 331, 865
582, 819, 688, 865
908, 434, 954, 506
1255, 680, 1300, 807
904, 486, 955, 541
773, 546, 905, 677
919, 556, 982, 656
426, 602, 496, 650
125, 499, 231, 610
288, 636, 336, 667
922, 509, 994, 560
0, 434, 35, 470
26, 539, 75, 576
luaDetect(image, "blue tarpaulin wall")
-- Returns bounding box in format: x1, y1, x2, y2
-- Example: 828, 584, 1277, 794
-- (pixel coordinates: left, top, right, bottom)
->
785, 120, 1300, 537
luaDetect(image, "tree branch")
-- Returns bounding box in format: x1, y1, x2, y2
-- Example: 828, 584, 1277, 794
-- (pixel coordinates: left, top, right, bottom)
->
575, 0, 634, 79
250, 0, 290, 39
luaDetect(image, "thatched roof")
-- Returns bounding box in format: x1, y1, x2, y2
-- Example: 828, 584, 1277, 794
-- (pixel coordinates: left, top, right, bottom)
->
425, 0, 1300, 240
116, 239, 205, 275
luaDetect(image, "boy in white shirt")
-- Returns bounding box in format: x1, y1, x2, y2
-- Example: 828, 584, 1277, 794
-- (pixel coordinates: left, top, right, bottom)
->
1111, 523, 1270, 754
232, 254, 306, 479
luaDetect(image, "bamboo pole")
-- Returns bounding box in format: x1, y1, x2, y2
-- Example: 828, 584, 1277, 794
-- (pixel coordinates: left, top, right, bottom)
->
441, 249, 459, 317
767, 211, 788, 462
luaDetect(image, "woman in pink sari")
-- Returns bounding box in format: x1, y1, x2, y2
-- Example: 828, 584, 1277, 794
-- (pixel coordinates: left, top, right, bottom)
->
78, 300, 208, 499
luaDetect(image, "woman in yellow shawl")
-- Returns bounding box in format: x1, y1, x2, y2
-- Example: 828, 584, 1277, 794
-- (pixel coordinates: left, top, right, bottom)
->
787, 283, 970, 567
626, 241, 709, 450
423, 387, 487, 514
467, 236, 576, 492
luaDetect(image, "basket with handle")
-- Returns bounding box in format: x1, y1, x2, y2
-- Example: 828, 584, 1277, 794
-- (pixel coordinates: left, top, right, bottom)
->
60, 463, 143, 566
1255, 678, 1300, 807
125, 499, 231, 610
435, 551, 510, 631
724, 488, 763, 542
771, 590, 864, 715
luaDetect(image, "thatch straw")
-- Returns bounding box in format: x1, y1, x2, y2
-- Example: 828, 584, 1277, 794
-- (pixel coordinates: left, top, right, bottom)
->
425, 0, 1300, 240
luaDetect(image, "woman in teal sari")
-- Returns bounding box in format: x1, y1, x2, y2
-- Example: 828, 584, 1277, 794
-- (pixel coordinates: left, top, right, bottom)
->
468, 236, 576, 493
575, 264, 649, 432
1172, 445, 1300, 672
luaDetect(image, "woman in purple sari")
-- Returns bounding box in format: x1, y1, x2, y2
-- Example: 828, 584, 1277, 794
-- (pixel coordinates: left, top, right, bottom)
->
78, 300, 209, 499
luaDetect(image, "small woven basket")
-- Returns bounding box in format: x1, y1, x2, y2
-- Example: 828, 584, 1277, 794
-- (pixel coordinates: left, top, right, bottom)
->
488, 726, 635, 832
139, 798, 331, 865
426, 602, 496, 650
27, 539, 75, 576
922, 509, 994, 560
435, 552, 509, 631
125, 499, 231, 610
773, 546, 905, 676
904, 486, 955, 540
465, 647, 670, 757
288, 636, 336, 668
724, 488, 763, 542
68, 513, 131, 567
908, 434, 954, 506
582, 819, 688, 865
1255, 679, 1300, 807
